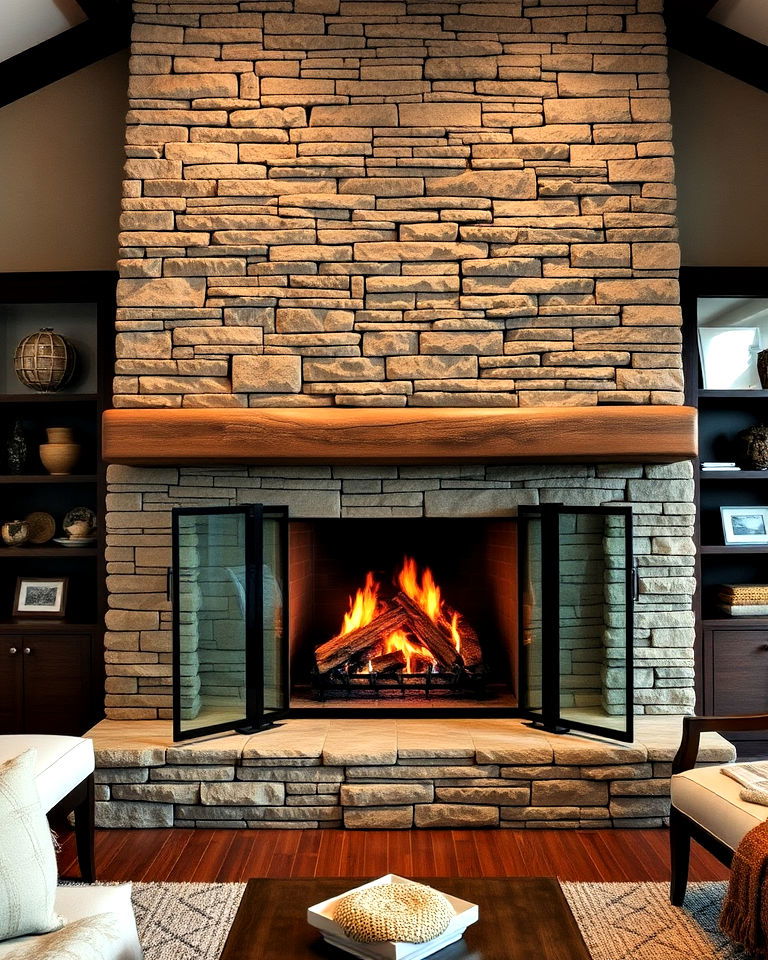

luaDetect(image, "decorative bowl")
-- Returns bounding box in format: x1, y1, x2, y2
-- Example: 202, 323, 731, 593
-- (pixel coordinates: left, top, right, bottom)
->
307, 875, 478, 960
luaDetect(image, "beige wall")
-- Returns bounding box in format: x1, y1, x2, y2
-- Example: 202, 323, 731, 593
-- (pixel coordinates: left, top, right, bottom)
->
669, 50, 768, 266
0, 51, 128, 273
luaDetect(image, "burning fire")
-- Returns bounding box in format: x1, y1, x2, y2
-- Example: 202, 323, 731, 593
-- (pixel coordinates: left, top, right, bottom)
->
334, 556, 463, 673
340, 570, 380, 635
382, 629, 433, 673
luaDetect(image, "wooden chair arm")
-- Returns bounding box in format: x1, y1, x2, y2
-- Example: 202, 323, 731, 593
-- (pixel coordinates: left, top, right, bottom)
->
672, 714, 768, 775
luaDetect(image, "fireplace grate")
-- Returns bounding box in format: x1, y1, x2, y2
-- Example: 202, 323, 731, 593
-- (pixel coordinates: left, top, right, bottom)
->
310, 665, 489, 701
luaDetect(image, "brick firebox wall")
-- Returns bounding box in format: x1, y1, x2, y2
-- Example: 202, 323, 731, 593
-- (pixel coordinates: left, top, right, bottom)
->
116, 0, 682, 409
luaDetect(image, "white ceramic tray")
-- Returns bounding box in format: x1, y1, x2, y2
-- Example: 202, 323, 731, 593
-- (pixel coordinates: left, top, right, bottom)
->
307, 874, 479, 960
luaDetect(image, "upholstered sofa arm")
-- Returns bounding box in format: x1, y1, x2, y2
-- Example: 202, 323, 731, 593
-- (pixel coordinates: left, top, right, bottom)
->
672, 714, 768, 775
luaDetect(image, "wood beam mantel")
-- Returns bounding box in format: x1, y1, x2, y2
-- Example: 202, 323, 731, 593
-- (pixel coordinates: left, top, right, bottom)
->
102, 406, 697, 466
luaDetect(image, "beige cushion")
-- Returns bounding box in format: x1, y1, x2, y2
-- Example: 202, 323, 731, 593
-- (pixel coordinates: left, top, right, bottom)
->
0, 750, 62, 941
0, 736, 94, 812
672, 763, 768, 851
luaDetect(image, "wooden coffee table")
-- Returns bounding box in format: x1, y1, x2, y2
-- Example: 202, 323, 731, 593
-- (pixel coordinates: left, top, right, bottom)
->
219, 877, 592, 959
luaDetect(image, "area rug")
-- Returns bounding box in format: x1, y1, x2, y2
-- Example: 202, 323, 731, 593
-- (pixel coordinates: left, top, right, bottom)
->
130, 880, 749, 960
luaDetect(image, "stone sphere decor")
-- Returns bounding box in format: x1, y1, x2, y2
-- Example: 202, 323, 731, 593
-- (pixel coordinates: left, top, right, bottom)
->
14, 328, 76, 393
333, 881, 453, 944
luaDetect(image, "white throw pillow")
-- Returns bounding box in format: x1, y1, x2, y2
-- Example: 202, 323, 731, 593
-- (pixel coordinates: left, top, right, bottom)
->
0, 750, 62, 941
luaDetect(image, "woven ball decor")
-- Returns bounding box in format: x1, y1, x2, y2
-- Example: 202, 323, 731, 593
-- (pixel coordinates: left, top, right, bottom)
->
333, 882, 453, 944
14, 328, 77, 392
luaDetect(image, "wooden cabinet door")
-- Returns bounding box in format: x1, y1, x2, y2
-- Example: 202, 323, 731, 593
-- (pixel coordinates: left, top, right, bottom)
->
711, 629, 768, 715
0, 642, 23, 733
22, 635, 92, 736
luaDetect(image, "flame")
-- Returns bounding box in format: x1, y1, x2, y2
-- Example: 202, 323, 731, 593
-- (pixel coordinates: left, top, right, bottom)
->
332, 556, 465, 673
338, 570, 379, 637
450, 611, 461, 654
383, 629, 434, 673
398, 556, 442, 622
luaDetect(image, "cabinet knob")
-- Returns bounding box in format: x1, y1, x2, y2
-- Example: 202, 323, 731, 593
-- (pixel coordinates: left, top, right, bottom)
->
762, 644, 768, 651
9, 647, 17, 655
23, 647, 31, 655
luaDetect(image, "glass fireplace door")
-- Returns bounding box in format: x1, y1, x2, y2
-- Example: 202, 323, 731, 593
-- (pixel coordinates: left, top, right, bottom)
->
519, 504, 634, 743
172, 504, 288, 741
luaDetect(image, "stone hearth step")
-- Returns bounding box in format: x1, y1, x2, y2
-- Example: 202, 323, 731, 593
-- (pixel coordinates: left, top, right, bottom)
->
87, 717, 734, 830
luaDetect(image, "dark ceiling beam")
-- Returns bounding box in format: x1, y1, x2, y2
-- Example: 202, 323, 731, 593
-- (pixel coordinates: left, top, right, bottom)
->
665, 2, 768, 94
0, 5, 131, 109
74, 0, 126, 19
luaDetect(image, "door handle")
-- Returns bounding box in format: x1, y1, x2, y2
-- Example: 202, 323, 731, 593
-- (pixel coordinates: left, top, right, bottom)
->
9, 647, 17, 655
23, 647, 31, 655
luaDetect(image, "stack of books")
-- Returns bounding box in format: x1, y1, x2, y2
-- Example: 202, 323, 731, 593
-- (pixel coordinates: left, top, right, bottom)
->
718, 584, 768, 617
701, 462, 738, 472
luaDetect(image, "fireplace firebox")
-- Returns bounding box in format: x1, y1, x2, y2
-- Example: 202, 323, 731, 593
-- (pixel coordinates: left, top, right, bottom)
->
171, 504, 634, 743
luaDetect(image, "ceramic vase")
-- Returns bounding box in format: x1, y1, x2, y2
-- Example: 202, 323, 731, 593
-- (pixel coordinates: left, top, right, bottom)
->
39, 427, 80, 476
6, 419, 27, 474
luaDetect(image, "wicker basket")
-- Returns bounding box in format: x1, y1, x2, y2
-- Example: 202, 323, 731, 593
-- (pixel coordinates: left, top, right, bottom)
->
14, 328, 77, 392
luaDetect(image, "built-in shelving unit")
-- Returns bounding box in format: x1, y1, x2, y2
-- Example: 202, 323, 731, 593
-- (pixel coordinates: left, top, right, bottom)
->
0, 272, 115, 736
683, 267, 768, 755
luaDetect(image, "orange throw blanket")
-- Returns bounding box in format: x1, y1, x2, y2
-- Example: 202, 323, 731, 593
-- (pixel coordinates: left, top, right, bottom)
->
720, 820, 768, 958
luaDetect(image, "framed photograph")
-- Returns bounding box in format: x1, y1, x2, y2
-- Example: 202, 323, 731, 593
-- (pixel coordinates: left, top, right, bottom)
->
13, 577, 68, 619
698, 326, 762, 389
721, 507, 768, 545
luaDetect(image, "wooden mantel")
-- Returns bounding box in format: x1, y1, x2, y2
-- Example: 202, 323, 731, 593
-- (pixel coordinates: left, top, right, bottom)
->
102, 405, 697, 465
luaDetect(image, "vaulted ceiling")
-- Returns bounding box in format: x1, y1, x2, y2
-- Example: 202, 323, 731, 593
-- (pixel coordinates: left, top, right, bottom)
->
0, 0, 86, 63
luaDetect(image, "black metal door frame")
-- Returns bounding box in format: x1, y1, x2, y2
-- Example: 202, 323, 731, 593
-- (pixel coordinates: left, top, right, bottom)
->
171, 504, 289, 742
518, 503, 635, 743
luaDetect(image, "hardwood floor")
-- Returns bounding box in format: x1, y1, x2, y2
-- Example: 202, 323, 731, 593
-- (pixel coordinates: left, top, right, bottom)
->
56, 828, 730, 884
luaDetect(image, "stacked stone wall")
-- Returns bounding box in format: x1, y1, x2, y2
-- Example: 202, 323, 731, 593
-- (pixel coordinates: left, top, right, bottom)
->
106, 0, 695, 723
117, 0, 681, 408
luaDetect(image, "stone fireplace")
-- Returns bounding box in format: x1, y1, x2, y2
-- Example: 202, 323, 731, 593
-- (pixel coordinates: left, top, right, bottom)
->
92, 0, 716, 829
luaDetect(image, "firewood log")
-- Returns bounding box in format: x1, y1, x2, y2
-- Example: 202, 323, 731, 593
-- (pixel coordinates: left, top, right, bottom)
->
370, 651, 407, 674
393, 592, 463, 669
315, 602, 408, 673
442, 603, 483, 667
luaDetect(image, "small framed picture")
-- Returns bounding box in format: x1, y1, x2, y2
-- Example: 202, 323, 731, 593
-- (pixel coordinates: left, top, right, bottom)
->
13, 577, 68, 619
721, 507, 768, 545
698, 326, 762, 389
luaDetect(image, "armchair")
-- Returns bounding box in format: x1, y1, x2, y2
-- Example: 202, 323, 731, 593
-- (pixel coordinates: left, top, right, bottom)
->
670, 713, 768, 906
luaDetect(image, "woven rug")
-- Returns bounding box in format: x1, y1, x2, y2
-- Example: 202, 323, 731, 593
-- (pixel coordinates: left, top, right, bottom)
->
130, 880, 749, 960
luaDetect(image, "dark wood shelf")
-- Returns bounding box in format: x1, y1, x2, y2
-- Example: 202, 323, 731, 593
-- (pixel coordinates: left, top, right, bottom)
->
0, 393, 98, 404
0, 547, 97, 558
701, 544, 768, 554
703, 616, 768, 627
699, 390, 768, 399
0, 474, 97, 484
0, 621, 98, 633
700, 470, 768, 479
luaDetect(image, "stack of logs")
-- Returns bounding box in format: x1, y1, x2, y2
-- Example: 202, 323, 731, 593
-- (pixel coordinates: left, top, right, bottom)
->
315, 592, 483, 675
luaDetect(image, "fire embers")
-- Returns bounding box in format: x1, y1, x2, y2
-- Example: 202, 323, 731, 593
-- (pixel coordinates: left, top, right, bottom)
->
314, 557, 483, 684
